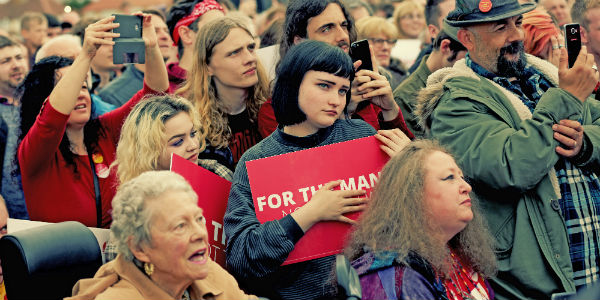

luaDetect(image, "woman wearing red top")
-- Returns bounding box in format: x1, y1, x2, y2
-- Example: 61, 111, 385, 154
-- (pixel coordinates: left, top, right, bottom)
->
17, 15, 168, 228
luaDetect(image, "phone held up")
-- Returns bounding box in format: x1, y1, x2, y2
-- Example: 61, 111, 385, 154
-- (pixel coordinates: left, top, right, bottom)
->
564, 23, 581, 68
112, 14, 145, 65
350, 39, 373, 72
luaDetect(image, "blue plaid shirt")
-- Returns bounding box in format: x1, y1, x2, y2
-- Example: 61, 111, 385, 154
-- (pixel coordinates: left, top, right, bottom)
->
466, 54, 600, 289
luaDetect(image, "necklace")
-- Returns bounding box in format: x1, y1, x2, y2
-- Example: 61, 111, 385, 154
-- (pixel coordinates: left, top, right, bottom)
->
442, 252, 490, 300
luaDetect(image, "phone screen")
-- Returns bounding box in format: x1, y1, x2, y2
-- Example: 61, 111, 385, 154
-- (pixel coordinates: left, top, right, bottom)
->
564, 23, 581, 68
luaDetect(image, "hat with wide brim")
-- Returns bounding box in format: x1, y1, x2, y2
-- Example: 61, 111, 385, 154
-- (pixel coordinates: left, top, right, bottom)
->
445, 0, 536, 26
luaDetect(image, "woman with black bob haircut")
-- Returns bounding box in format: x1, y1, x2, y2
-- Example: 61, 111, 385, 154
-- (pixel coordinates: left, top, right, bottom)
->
16, 15, 168, 228
224, 40, 410, 300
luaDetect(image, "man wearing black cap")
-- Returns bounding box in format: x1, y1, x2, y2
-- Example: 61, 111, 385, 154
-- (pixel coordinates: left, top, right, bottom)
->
417, 0, 600, 298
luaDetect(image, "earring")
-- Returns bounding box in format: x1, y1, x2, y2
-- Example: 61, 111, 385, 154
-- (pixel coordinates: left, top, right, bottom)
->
144, 262, 154, 276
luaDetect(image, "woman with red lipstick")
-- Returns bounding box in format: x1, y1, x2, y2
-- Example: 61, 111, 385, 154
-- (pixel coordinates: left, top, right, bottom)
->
68, 171, 255, 300
224, 40, 410, 299
346, 140, 497, 300
176, 17, 270, 170
16, 14, 168, 228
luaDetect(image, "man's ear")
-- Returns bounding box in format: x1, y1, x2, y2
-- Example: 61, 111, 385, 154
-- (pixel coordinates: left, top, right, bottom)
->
580, 26, 589, 44
127, 236, 151, 263
428, 24, 440, 41
439, 38, 452, 55
293, 35, 304, 45
457, 28, 475, 52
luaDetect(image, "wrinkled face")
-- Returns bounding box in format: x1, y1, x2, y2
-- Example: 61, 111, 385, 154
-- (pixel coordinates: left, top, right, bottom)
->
157, 112, 199, 170
423, 151, 473, 243
56, 66, 92, 128
140, 191, 210, 285
543, 0, 571, 24
0, 46, 27, 92
305, 3, 351, 53
584, 9, 600, 62
296, 70, 349, 134
22, 20, 48, 48
207, 28, 258, 90
150, 15, 175, 61
368, 35, 395, 67
399, 11, 426, 39
467, 15, 526, 77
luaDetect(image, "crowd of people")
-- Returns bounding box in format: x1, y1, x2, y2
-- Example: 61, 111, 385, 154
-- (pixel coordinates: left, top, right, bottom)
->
0, 0, 598, 299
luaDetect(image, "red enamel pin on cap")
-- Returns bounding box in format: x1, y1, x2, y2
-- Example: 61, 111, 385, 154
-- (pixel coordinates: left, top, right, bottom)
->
479, 0, 492, 12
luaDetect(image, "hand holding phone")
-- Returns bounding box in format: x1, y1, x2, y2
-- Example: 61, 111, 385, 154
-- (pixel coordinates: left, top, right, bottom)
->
350, 39, 373, 72
112, 14, 145, 64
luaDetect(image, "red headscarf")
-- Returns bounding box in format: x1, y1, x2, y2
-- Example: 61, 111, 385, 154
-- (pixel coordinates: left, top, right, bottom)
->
522, 9, 561, 58
172, 0, 225, 44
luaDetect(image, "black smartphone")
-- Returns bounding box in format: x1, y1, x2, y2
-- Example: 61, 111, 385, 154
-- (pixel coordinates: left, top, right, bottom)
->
112, 14, 145, 64
350, 39, 373, 71
564, 23, 581, 68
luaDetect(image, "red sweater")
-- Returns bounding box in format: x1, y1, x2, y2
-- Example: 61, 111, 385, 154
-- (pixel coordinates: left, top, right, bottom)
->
18, 84, 156, 228
257, 100, 415, 139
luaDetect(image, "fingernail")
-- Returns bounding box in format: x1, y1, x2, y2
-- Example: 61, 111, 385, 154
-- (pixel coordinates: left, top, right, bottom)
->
553, 124, 557, 129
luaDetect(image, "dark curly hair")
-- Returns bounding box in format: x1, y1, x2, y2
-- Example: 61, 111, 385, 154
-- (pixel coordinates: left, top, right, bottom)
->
279, 0, 357, 62
16, 56, 104, 176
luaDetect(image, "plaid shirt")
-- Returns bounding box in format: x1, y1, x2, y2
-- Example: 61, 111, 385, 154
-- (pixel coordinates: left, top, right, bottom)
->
466, 54, 600, 289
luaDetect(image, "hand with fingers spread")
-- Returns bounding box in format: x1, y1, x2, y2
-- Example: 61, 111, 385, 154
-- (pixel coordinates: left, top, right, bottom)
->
291, 180, 367, 232
553, 119, 584, 157
376, 128, 411, 157
558, 45, 599, 102
81, 16, 120, 59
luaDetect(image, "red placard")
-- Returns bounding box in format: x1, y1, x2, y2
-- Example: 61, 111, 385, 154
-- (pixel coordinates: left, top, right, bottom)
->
247, 136, 389, 265
170, 154, 231, 267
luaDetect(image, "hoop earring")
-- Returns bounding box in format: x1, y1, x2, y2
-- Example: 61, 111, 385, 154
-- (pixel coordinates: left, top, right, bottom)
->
144, 262, 154, 276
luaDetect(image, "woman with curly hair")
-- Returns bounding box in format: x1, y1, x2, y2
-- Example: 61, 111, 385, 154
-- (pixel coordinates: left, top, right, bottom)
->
346, 140, 496, 300
112, 95, 232, 185
16, 15, 168, 228
176, 16, 270, 169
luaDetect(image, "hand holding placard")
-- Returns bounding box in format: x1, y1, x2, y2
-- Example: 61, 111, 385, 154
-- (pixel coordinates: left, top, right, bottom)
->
291, 180, 367, 232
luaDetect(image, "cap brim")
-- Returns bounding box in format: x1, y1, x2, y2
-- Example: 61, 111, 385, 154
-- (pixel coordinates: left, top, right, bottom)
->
445, 2, 536, 26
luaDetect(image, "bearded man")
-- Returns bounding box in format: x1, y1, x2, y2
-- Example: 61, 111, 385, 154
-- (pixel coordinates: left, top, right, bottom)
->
417, 0, 600, 298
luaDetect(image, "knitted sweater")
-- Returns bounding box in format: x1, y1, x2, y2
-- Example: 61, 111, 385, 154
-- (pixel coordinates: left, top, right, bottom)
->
224, 119, 376, 300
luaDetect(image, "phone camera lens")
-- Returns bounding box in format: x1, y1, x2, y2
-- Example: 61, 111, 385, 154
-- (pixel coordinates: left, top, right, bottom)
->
571, 28, 577, 34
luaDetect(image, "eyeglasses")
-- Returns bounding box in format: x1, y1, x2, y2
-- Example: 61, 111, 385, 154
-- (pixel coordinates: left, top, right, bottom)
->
368, 38, 397, 46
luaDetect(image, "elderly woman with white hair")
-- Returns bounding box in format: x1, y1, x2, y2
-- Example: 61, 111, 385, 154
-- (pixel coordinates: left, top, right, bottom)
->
68, 171, 255, 300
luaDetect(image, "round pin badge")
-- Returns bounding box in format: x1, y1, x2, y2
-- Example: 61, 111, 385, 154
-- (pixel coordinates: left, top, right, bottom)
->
479, 0, 492, 12
92, 153, 104, 164
95, 163, 110, 179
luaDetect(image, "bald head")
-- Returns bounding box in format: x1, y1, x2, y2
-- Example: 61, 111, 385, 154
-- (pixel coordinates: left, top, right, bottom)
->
35, 34, 81, 62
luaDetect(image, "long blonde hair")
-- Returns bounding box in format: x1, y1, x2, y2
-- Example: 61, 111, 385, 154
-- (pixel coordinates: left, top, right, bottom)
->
346, 140, 496, 277
112, 95, 201, 184
176, 16, 269, 149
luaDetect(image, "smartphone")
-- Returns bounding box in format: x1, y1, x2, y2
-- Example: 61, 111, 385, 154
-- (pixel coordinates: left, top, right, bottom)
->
112, 14, 145, 64
564, 23, 581, 68
350, 39, 373, 71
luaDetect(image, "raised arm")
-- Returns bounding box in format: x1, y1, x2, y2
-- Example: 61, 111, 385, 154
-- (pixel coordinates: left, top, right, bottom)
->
139, 13, 168, 93
49, 17, 119, 114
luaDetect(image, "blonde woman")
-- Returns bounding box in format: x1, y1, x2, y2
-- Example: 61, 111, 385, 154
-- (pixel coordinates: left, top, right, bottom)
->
176, 17, 270, 169
390, 0, 426, 67
346, 140, 496, 300
112, 95, 233, 185
356, 16, 408, 89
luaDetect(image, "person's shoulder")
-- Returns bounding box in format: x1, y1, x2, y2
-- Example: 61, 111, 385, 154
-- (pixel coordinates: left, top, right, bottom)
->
94, 279, 144, 300
333, 119, 376, 137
